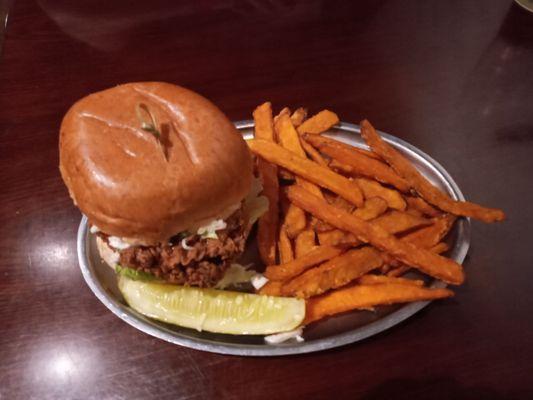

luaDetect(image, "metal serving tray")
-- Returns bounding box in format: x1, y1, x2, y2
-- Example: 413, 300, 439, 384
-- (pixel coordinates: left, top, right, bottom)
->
77, 121, 470, 356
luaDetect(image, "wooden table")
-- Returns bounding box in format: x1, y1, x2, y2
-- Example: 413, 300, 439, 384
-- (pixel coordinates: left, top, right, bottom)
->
1, 1, 532, 398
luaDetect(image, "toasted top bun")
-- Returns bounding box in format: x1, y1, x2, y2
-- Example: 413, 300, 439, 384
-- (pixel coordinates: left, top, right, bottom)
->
60, 82, 253, 244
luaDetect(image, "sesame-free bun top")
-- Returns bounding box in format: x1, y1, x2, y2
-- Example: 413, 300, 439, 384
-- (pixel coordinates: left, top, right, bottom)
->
59, 82, 253, 244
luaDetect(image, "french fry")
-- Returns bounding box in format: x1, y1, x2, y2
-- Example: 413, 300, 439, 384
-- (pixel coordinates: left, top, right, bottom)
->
353, 197, 389, 220
273, 107, 290, 126
273, 108, 294, 180
305, 132, 382, 160
278, 226, 294, 264
387, 224, 453, 277
300, 138, 329, 167
386, 265, 410, 278
279, 187, 291, 216
314, 196, 382, 244
304, 283, 453, 324
371, 210, 431, 235
248, 139, 364, 207
287, 185, 465, 285
295, 229, 316, 258
405, 207, 424, 218
331, 195, 355, 213
401, 214, 456, 249
290, 107, 308, 127
256, 162, 279, 265
282, 247, 384, 298
360, 120, 505, 222
258, 281, 283, 296
317, 230, 359, 246
405, 196, 441, 217
275, 114, 324, 199
264, 245, 344, 281
317, 210, 430, 247
253, 102, 275, 140
276, 113, 307, 157
354, 177, 406, 211
312, 218, 334, 233
305, 134, 410, 192
358, 274, 424, 287
275, 113, 324, 241
253, 103, 278, 265
283, 203, 306, 238
297, 110, 339, 134
430, 242, 449, 254
313, 195, 358, 233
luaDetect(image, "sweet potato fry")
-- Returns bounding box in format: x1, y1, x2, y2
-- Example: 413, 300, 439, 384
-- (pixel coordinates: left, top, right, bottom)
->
387, 229, 452, 277
275, 114, 325, 199
312, 219, 334, 233
283, 203, 306, 238
253, 103, 278, 265
405, 207, 424, 218
353, 197, 389, 220
300, 138, 329, 166
278, 226, 294, 264
331, 195, 356, 213
371, 210, 432, 235
256, 160, 279, 265
305, 133, 382, 160
358, 274, 424, 287
248, 139, 364, 206
386, 265, 409, 278
264, 245, 344, 281
401, 214, 456, 248
313, 195, 358, 233
297, 110, 339, 134
290, 107, 307, 127
360, 120, 505, 222
273, 108, 293, 179
279, 187, 291, 216
354, 177, 406, 211
253, 102, 275, 140
317, 230, 359, 246
295, 229, 316, 258
405, 196, 441, 217
282, 247, 383, 298
430, 242, 449, 254
273, 107, 290, 126
258, 281, 283, 296
305, 134, 410, 192
304, 283, 454, 324
317, 210, 429, 247
287, 185, 465, 285
276, 113, 307, 158
313, 197, 388, 234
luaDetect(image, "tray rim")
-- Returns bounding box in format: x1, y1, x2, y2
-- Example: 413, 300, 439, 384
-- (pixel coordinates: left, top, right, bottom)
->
77, 120, 471, 356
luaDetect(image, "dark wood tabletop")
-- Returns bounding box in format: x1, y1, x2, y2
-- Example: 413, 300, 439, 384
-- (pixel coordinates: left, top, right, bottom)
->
1, 1, 532, 398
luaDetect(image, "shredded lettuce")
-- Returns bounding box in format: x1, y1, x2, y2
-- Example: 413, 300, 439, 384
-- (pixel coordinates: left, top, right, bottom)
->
264, 327, 305, 344
243, 177, 269, 228
197, 219, 227, 240
215, 263, 256, 289
116, 264, 158, 281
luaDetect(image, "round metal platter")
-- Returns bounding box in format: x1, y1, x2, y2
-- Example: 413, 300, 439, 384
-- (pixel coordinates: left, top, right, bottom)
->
77, 121, 471, 356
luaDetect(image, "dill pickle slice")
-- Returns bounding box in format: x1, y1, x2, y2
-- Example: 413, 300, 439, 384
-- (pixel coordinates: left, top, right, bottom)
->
118, 276, 305, 335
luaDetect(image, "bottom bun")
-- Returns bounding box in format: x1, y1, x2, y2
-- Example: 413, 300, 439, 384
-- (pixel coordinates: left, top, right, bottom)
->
96, 236, 120, 270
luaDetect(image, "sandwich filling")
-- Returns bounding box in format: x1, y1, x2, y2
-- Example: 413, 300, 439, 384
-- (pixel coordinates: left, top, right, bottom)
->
95, 177, 268, 287
97, 206, 247, 287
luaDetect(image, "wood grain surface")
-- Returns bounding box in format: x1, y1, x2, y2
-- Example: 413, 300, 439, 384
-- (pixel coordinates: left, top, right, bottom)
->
1, 1, 532, 399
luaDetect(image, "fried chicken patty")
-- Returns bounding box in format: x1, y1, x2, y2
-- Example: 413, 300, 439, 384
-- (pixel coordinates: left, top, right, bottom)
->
100, 208, 247, 287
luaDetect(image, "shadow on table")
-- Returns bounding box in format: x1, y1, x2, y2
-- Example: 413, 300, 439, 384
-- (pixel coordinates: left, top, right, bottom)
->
361, 376, 516, 400
500, 2, 533, 49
